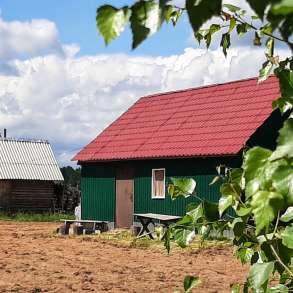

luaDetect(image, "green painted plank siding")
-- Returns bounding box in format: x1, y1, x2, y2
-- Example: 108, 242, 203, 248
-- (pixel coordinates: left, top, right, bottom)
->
134, 157, 240, 216
133, 157, 238, 216
81, 163, 115, 221
80, 156, 240, 221
135, 174, 220, 216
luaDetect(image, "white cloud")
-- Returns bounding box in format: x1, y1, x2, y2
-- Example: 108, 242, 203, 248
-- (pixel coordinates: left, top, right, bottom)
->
0, 16, 290, 166
0, 17, 64, 60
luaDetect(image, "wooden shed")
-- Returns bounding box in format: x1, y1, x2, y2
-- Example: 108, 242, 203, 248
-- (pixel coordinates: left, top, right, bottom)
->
73, 76, 284, 228
0, 138, 64, 212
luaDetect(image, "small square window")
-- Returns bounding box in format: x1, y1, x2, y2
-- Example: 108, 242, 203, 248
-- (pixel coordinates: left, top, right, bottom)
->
152, 168, 165, 199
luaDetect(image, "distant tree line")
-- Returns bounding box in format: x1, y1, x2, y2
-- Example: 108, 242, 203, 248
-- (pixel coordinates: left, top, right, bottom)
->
53, 166, 81, 213
60, 166, 81, 187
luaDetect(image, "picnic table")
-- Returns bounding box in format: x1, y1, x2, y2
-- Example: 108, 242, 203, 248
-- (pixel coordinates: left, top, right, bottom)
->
60, 219, 109, 235
133, 213, 181, 239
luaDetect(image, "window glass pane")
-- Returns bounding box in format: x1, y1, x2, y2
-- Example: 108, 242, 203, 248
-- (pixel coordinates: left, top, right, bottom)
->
153, 169, 165, 198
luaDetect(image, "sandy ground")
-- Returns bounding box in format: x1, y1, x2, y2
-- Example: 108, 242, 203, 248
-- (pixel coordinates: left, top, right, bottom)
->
0, 221, 247, 293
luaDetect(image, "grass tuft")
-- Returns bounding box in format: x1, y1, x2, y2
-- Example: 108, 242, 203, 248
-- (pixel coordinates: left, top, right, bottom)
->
0, 212, 74, 222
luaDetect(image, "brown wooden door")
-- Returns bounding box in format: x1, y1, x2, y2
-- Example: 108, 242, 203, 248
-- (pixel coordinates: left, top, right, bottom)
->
116, 165, 134, 228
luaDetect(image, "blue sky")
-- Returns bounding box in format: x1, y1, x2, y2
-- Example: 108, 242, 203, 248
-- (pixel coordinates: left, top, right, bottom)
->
1, 0, 191, 57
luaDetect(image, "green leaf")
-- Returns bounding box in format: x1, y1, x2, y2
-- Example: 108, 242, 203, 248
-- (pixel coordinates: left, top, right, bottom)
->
243, 147, 272, 182
96, 5, 130, 45
246, 0, 270, 19
280, 207, 293, 222
173, 227, 195, 248
248, 262, 274, 289
199, 224, 211, 240
183, 275, 201, 293
203, 24, 220, 48
130, 1, 164, 49
230, 168, 244, 188
279, 15, 293, 42
266, 38, 274, 57
223, 4, 241, 12
194, 31, 204, 44
236, 247, 254, 264
281, 225, 293, 249
221, 183, 241, 198
268, 284, 289, 293
271, 0, 293, 15
277, 69, 293, 99
219, 195, 233, 217
168, 178, 196, 200
187, 203, 204, 224
227, 17, 236, 33
251, 191, 284, 234
203, 201, 219, 222
236, 206, 252, 217
230, 283, 241, 293
230, 217, 245, 238
245, 178, 261, 199
263, 158, 287, 181
219, 182, 241, 215
271, 165, 293, 204
186, 0, 222, 33
209, 175, 221, 186
244, 149, 284, 198
270, 119, 293, 160
253, 31, 262, 46
209, 24, 221, 35
165, 7, 182, 26
162, 227, 171, 253
220, 33, 230, 57
257, 233, 274, 245
260, 24, 273, 37
204, 32, 212, 48
174, 215, 193, 227
259, 61, 273, 82
272, 97, 293, 114
236, 23, 250, 36
276, 241, 293, 273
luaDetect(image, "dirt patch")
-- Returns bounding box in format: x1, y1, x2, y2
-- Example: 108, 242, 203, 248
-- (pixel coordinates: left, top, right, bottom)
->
0, 221, 247, 292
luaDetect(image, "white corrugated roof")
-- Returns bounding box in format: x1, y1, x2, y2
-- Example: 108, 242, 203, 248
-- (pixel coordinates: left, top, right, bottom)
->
0, 138, 64, 181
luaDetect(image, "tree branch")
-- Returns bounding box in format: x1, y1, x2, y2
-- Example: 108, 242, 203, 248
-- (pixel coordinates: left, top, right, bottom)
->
231, 12, 293, 48
269, 242, 293, 278
264, 234, 293, 279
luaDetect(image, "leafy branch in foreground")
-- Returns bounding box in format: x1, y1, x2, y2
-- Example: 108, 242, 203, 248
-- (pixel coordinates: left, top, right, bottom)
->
164, 117, 293, 292
95, 0, 293, 292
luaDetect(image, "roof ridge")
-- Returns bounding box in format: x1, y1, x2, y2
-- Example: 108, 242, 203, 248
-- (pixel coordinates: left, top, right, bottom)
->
0, 138, 49, 144
141, 75, 276, 100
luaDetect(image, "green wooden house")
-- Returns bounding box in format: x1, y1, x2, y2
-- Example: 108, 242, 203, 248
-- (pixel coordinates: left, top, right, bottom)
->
73, 76, 283, 228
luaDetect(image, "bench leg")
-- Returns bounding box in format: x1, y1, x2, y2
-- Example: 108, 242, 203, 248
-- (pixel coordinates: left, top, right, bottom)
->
138, 218, 154, 239
64, 221, 70, 235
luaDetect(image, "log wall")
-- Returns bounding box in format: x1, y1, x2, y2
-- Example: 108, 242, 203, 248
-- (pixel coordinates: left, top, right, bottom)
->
0, 180, 54, 212
0, 180, 12, 209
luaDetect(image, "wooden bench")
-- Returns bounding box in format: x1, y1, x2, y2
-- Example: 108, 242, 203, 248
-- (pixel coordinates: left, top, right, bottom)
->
60, 219, 110, 235
133, 213, 181, 239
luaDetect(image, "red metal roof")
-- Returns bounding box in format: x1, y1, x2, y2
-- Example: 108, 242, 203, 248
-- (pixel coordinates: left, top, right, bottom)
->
73, 76, 280, 162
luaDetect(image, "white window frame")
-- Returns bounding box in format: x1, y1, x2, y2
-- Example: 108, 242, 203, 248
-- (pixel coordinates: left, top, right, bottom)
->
151, 168, 166, 199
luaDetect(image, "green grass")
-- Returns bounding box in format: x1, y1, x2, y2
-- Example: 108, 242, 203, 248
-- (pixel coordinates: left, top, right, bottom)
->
82, 229, 231, 251
0, 212, 75, 222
